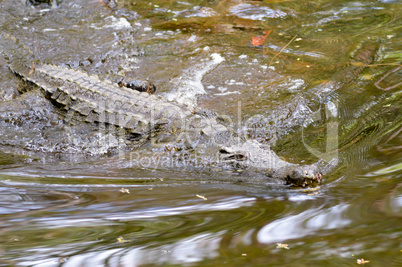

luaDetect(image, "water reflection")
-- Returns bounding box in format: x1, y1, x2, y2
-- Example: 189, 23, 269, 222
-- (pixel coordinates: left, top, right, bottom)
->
228, 3, 287, 20
258, 204, 350, 244
18, 232, 223, 266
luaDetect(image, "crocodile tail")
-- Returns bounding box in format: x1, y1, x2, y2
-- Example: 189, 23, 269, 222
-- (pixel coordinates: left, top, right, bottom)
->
0, 33, 37, 77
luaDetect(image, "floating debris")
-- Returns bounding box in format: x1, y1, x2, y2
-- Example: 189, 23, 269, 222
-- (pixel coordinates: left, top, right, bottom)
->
357, 259, 369, 264
119, 188, 130, 194
269, 34, 298, 66
117, 236, 130, 244
276, 243, 290, 250
58, 257, 68, 263
357, 259, 370, 264
29, 61, 35, 75
196, 194, 207, 201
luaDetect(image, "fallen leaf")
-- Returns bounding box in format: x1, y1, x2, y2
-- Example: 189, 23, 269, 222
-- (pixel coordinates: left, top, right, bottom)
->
252, 30, 272, 46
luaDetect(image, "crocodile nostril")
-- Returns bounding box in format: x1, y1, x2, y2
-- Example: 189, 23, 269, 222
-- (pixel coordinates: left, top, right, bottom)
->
219, 149, 230, 154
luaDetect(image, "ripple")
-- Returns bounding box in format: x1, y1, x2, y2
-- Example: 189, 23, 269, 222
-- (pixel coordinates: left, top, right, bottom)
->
17, 232, 223, 267
257, 204, 351, 244
0, 185, 81, 216
228, 3, 287, 20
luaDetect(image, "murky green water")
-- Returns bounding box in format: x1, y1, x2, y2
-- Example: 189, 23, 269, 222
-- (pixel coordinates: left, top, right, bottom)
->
0, 0, 401, 266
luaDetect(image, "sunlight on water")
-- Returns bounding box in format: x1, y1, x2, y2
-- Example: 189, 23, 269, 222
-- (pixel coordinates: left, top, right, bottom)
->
165, 52, 225, 106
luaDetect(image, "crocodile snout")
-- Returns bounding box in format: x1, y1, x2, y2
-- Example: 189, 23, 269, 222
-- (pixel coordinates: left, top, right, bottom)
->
285, 165, 322, 187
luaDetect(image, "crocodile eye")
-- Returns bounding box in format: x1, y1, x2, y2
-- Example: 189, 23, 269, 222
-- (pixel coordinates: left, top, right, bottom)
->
234, 153, 245, 160
225, 153, 246, 161
304, 170, 308, 175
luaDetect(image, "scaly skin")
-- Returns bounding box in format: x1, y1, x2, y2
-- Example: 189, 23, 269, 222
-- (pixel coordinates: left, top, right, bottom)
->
0, 33, 322, 187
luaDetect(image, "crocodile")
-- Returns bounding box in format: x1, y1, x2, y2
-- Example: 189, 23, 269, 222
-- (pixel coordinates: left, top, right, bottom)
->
0, 33, 322, 187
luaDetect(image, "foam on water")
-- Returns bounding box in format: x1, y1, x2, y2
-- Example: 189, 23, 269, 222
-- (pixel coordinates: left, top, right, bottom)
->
165, 53, 225, 106
103, 16, 132, 30
90, 16, 132, 30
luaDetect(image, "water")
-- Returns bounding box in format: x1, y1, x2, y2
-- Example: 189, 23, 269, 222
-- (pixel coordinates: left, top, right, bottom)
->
0, 0, 401, 266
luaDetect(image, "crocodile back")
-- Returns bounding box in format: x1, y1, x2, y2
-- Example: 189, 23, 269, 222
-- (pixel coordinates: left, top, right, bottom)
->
37, 64, 194, 134
0, 33, 194, 138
